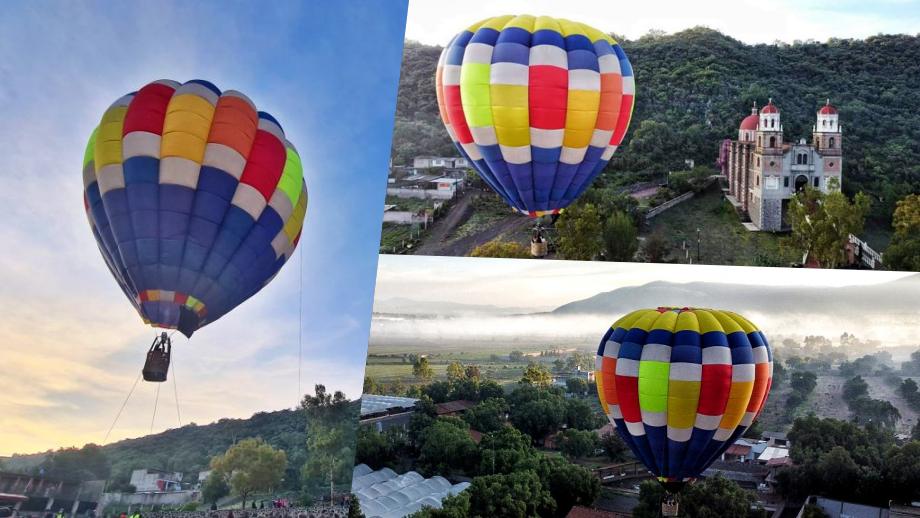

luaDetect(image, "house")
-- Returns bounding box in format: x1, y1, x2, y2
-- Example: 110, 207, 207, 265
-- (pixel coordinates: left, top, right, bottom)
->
128, 469, 182, 493
359, 394, 419, 432
435, 400, 476, 417
760, 430, 789, 447
701, 460, 769, 490
413, 156, 469, 169
756, 446, 790, 465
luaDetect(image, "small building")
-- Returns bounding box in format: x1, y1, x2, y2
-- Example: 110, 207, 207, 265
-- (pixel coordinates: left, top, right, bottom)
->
128, 469, 182, 493
359, 394, 418, 432
702, 460, 769, 490
756, 446, 790, 465
760, 430, 788, 447
434, 400, 476, 417
413, 156, 469, 169
802, 495, 891, 518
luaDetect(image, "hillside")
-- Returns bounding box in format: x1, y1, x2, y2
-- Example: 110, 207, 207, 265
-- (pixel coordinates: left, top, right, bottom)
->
3, 408, 307, 489
391, 29, 920, 223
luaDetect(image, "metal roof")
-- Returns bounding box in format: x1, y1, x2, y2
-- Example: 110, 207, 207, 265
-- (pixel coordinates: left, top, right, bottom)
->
352, 464, 469, 518
360, 395, 419, 417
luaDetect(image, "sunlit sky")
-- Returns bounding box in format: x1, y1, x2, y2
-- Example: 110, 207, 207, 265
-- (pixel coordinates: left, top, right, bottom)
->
405, 0, 920, 45
375, 255, 912, 311
0, 1, 407, 456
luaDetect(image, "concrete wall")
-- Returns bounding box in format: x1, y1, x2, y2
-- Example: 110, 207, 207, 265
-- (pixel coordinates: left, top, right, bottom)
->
99, 491, 200, 512
386, 188, 453, 200
382, 211, 431, 225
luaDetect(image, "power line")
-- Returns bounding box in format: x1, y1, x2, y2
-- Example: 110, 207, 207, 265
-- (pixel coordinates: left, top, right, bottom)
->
298, 246, 304, 402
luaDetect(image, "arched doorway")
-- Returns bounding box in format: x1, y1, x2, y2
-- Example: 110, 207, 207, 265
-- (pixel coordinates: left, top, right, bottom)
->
795, 175, 808, 192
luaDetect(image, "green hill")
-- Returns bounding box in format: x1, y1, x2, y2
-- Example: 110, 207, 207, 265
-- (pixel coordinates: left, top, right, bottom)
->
391, 29, 920, 224
3, 408, 307, 491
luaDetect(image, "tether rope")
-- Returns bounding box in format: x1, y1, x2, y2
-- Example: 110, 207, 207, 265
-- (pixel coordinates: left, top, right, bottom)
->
102, 371, 142, 445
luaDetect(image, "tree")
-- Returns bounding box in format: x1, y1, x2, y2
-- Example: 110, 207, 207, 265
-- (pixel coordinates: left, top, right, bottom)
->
478, 427, 540, 475
601, 432, 628, 462
556, 429, 599, 459
539, 458, 601, 516
356, 426, 404, 469
633, 475, 758, 518
508, 350, 525, 362
301, 386, 358, 501
413, 356, 434, 381
520, 362, 553, 387
566, 377, 588, 395
510, 398, 567, 444
790, 371, 818, 395
885, 194, 920, 271
643, 229, 670, 263
463, 398, 509, 433
789, 187, 870, 268
410, 492, 471, 517
446, 361, 466, 382
466, 471, 555, 518
464, 365, 482, 380
201, 473, 230, 505
478, 380, 505, 400
418, 418, 478, 475
603, 210, 639, 261
470, 240, 531, 259
885, 441, 920, 502
556, 203, 603, 261
565, 398, 604, 430
210, 438, 287, 509
842, 376, 869, 402
817, 447, 861, 500
347, 494, 366, 518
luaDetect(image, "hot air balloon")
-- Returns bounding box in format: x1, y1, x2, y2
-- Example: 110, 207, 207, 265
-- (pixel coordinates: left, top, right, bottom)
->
82, 79, 307, 381
595, 307, 772, 516
435, 15, 635, 223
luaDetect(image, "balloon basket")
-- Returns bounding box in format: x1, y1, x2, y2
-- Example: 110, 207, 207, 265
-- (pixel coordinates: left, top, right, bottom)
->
661, 492, 680, 517
531, 240, 548, 258
142, 332, 171, 382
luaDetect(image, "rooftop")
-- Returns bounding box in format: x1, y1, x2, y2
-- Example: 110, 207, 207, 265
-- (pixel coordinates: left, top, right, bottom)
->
360, 394, 419, 417
435, 400, 476, 415
352, 464, 469, 518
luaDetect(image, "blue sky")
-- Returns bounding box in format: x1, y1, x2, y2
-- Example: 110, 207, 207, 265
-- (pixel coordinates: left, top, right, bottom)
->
0, 0, 407, 454
406, 0, 920, 45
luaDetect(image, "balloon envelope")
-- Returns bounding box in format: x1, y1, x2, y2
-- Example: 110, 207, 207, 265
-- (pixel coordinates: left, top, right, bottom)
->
436, 14, 635, 217
83, 79, 307, 337
595, 307, 773, 482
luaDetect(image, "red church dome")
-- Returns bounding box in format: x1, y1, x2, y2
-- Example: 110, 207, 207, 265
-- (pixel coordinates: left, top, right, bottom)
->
740, 114, 759, 130
819, 99, 837, 114
760, 99, 779, 114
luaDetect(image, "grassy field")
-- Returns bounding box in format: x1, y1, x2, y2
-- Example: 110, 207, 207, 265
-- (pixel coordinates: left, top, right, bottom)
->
379, 223, 421, 253
644, 186, 800, 267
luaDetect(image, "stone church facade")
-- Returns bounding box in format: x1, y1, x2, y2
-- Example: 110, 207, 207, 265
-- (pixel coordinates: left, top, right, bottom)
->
722, 99, 843, 231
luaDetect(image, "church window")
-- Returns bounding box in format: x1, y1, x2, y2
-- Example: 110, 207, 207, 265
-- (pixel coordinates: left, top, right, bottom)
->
814, 176, 820, 187
771, 119, 775, 128
784, 176, 790, 187
756, 157, 760, 166
829, 137, 836, 148
823, 120, 827, 127
758, 136, 762, 146
757, 176, 760, 186
769, 161, 775, 167
769, 136, 776, 148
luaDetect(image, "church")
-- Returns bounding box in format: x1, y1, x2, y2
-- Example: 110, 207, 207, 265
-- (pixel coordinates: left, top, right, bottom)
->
721, 99, 843, 231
